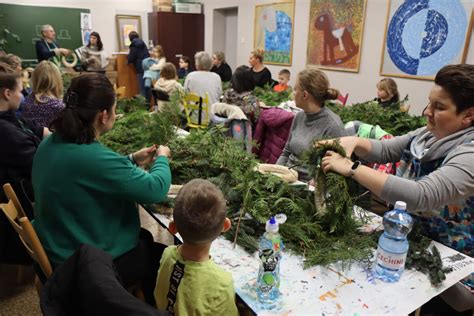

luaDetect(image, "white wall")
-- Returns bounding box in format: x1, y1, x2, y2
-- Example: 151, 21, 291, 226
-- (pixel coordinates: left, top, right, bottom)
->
0, 0, 153, 54
224, 8, 238, 71
202, 0, 474, 115
212, 7, 238, 70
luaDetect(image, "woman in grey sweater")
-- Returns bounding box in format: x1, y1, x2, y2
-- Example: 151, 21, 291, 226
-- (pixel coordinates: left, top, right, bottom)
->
276, 66, 344, 180
321, 64, 474, 312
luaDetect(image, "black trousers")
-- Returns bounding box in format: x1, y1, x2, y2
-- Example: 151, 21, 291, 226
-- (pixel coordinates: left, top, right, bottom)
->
114, 228, 166, 306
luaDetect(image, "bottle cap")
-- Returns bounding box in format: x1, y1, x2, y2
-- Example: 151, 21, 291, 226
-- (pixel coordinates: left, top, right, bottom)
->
394, 201, 407, 210
275, 213, 287, 224
266, 216, 279, 233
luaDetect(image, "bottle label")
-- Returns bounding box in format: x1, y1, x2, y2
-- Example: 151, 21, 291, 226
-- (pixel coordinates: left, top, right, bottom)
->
376, 246, 407, 270
260, 248, 279, 272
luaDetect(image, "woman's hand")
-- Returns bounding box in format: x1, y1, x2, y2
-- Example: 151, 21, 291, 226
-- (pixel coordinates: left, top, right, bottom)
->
133, 145, 158, 167
315, 136, 358, 157
156, 145, 171, 158
321, 150, 353, 177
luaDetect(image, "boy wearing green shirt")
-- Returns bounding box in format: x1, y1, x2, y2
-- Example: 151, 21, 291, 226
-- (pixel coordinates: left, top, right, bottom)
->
154, 179, 239, 316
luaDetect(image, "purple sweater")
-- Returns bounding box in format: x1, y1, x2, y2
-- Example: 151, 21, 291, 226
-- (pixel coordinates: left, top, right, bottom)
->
21, 94, 65, 127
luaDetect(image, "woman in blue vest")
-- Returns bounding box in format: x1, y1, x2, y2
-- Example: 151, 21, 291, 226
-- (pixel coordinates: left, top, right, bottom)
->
321, 64, 474, 312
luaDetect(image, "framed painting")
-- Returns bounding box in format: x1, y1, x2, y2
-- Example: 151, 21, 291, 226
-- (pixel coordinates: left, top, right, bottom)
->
307, 0, 367, 72
116, 15, 142, 52
254, 1, 295, 65
380, 0, 474, 80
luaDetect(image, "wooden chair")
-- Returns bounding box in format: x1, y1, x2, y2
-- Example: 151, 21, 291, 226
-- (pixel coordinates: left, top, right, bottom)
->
182, 92, 210, 129
0, 184, 53, 294
3, 183, 27, 219
337, 93, 349, 106
115, 85, 127, 100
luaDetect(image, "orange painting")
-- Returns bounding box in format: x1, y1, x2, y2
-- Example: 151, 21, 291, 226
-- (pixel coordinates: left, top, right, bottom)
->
307, 0, 367, 72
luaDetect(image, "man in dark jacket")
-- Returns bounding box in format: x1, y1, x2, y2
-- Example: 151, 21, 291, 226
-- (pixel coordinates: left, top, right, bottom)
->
35, 24, 70, 65
127, 31, 149, 98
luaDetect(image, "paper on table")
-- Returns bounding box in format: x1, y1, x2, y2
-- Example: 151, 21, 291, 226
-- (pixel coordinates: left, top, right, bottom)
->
153, 208, 473, 315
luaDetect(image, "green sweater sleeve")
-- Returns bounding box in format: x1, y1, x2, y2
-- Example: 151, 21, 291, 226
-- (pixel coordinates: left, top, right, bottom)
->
120, 156, 171, 204
93, 145, 172, 204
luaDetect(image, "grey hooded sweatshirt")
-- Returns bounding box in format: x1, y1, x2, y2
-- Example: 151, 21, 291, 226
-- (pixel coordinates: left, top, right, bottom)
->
363, 126, 474, 212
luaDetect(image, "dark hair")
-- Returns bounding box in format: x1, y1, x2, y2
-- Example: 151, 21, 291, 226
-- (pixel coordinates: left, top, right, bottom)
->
435, 64, 474, 114
128, 31, 139, 42
0, 62, 21, 93
87, 31, 103, 51
50, 73, 115, 144
160, 62, 177, 80
173, 179, 227, 245
180, 56, 190, 65
279, 69, 290, 77
231, 65, 255, 93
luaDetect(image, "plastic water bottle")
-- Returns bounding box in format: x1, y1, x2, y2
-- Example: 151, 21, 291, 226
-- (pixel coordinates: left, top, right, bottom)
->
374, 201, 413, 282
256, 216, 285, 304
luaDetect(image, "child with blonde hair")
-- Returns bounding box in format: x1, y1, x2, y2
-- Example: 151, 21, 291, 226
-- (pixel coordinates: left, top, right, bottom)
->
375, 78, 400, 108
21, 60, 64, 126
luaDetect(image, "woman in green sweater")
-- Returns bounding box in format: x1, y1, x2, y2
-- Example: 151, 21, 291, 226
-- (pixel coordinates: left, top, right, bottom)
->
32, 72, 171, 303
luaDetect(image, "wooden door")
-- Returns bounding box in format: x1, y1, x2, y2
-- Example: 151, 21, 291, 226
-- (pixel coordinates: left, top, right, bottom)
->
148, 12, 204, 69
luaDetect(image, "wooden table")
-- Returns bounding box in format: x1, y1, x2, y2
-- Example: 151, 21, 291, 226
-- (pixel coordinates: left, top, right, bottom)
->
143, 204, 474, 315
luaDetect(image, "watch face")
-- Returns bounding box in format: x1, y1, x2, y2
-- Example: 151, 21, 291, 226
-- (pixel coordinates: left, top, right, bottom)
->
351, 161, 360, 170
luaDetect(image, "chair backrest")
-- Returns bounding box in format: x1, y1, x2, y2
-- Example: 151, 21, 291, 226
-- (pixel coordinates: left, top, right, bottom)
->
115, 86, 127, 100
3, 183, 27, 219
152, 89, 170, 102
0, 187, 53, 278
182, 92, 210, 129
337, 93, 349, 106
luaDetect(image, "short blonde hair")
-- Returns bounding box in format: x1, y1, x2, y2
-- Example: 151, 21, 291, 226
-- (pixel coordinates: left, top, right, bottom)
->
251, 48, 265, 63
31, 60, 63, 103
41, 24, 54, 37
297, 66, 339, 104
214, 51, 225, 63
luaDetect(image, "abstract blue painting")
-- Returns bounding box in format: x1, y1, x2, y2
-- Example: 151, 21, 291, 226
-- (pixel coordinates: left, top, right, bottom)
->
381, 0, 473, 79
254, 2, 295, 65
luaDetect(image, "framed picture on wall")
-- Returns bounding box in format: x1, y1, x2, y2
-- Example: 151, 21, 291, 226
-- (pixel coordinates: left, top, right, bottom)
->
380, 1, 474, 80
254, 1, 295, 66
116, 14, 142, 52
306, 0, 367, 72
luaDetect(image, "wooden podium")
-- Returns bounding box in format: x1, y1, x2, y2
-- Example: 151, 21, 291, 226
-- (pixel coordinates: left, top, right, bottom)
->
114, 53, 139, 98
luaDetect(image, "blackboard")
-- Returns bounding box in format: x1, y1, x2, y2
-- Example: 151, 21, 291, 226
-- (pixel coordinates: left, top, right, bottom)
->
0, 3, 90, 65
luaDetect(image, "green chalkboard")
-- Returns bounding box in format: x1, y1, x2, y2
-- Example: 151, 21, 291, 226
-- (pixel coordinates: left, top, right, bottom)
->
0, 3, 89, 65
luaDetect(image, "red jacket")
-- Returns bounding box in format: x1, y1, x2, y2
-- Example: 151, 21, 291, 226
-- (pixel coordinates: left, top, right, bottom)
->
253, 108, 295, 164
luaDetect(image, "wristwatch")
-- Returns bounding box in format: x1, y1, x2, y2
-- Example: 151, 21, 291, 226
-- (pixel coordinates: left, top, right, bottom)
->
347, 160, 361, 177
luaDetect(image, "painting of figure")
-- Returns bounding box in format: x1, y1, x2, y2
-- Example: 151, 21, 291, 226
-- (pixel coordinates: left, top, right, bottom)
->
254, 1, 295, 65
307, 0, 367, 72
381, 0, 473, 80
